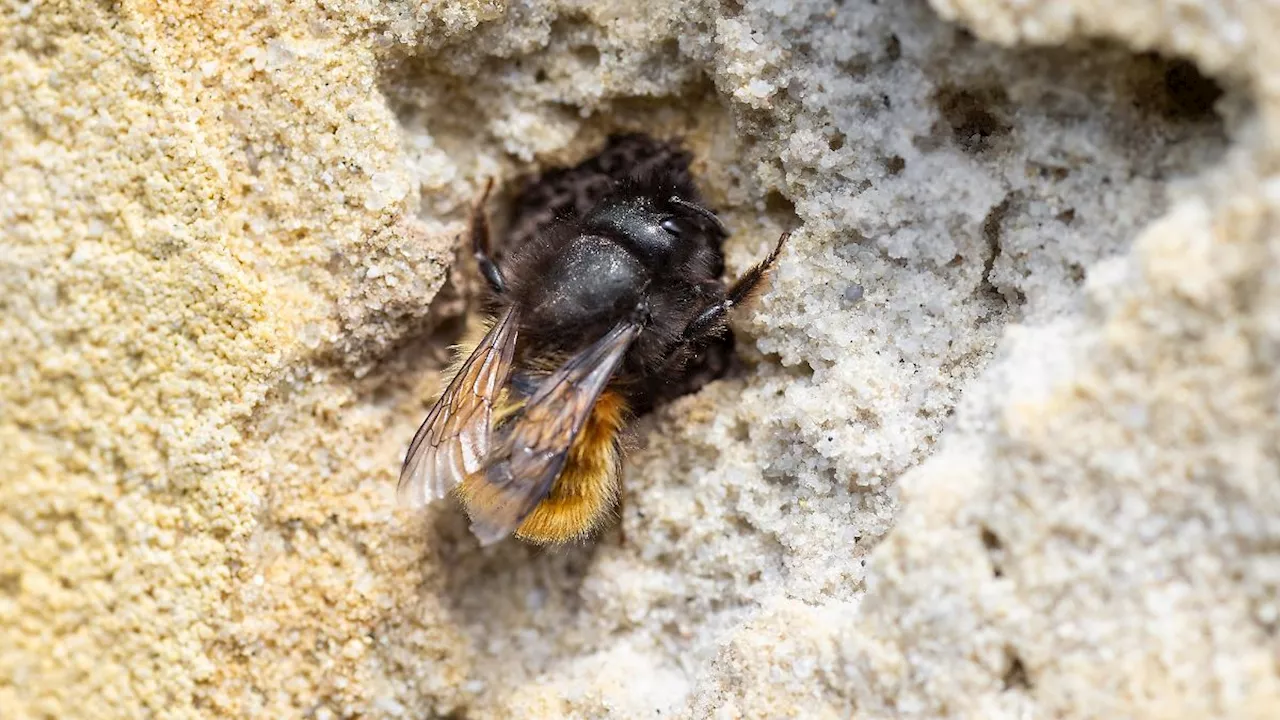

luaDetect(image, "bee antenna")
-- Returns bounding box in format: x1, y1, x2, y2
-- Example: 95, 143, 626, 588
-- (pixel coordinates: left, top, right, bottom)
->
670, 196, 728, 237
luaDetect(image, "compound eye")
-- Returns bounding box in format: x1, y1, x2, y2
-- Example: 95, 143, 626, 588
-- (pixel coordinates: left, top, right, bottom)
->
661, 216, 698, 239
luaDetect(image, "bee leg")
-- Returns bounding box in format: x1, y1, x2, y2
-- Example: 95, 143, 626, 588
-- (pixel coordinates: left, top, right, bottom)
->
681, 231, 790, 340
616, 479, 628, 546
470, 177, 507, 294
649, 231, 788, 381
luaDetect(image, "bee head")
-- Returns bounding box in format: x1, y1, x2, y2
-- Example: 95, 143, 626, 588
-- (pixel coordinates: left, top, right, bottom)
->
581, 190, 727, 268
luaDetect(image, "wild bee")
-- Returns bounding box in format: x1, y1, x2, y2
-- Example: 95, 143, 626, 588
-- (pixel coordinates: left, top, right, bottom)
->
397, 135, 788, 546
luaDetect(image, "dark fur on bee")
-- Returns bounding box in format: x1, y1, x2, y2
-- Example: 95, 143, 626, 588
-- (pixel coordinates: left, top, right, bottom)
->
504, 134, 722, 275
398, 138, 788, 546
504, 134, 735, 412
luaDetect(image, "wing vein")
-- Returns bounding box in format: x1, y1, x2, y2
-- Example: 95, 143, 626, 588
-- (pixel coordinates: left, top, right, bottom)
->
396, 306, 520, 509
464, 320, 640, 545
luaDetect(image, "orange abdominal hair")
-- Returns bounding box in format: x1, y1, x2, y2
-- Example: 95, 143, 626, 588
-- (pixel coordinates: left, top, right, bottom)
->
456, 388, 628, 545
437, 324, 631, 545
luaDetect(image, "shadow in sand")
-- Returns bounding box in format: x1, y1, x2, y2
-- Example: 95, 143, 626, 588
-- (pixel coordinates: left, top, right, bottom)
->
423, 505, 616, 668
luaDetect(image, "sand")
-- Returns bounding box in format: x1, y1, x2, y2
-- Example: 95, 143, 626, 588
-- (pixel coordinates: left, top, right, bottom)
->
1, 0, 1276, 717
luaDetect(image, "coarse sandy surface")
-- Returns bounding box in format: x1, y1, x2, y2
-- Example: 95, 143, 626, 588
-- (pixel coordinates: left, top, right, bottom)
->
1, 1, 1276, 718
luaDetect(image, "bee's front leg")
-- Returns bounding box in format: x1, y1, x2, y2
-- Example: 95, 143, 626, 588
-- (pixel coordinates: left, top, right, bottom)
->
469, 177, 507, 295
681, 230, 790, 341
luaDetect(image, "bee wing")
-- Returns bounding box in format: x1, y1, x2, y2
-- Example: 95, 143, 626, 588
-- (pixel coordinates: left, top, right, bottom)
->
467, 320, 641, 546
397, 305, 520, 509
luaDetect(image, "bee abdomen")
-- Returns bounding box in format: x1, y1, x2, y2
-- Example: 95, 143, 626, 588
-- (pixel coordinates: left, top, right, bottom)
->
511, 390, 629, 545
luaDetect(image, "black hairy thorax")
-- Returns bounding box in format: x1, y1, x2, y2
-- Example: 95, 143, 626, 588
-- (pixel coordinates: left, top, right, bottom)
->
493, 134, 737, 415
